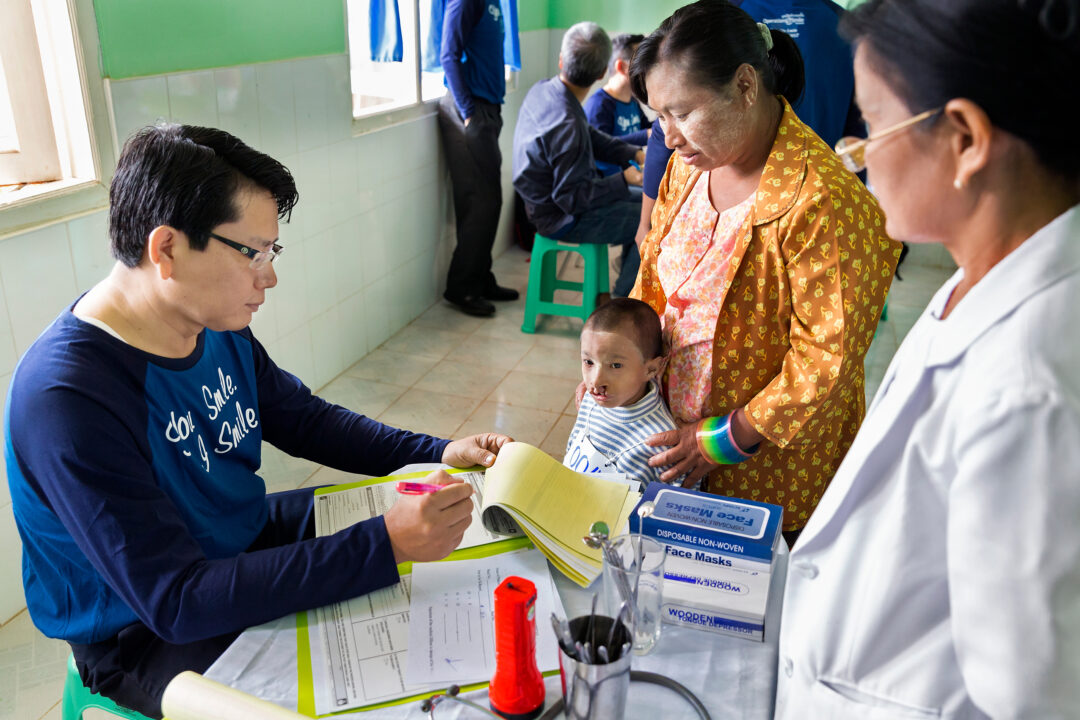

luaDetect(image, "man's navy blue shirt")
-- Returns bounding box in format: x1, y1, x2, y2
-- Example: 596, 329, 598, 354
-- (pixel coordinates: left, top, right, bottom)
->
744, 0, 854, 148
5, 306, 448, 645
512, 77, 639, 236
441, 0, 506, 119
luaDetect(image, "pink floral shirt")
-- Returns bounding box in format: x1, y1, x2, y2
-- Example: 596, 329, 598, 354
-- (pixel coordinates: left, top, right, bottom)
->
657, 173, 754, 424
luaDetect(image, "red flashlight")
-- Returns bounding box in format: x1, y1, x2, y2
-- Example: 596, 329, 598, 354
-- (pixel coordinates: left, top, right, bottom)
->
489, 576, 545, 719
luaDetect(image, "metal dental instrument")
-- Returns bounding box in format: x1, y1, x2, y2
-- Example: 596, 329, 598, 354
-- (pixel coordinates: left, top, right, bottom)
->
630, 502, 657, 624
606, 600, 626, 656
550, 612, 573, 652
583, 521, 633, 605
420, 684, 504, 719
586, 592, 598, 656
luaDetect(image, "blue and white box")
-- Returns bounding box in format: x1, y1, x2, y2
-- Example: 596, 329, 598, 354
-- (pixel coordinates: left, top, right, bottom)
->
636, 482, 782, 562
633, 483, 783, 641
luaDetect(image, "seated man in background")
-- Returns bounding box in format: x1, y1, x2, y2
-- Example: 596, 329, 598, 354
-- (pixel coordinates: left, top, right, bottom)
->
513, 22, 645, 298
4, 124, 508, 719
584, 32, 650, 178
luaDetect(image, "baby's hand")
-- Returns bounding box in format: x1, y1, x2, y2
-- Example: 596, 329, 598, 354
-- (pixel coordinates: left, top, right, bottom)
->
574, 380, 587, 409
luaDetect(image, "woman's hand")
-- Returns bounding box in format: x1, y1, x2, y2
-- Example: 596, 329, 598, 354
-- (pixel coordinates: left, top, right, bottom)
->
646, 423, 716, 487
646, 410, 766, 487
441, 433, 513, 469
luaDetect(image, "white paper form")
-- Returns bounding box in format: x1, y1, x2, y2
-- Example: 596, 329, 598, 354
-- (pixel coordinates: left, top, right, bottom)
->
404, 548, 564, 685
309, 472, 522, 714
311, 575, 447, 713
313, 472, 521, 547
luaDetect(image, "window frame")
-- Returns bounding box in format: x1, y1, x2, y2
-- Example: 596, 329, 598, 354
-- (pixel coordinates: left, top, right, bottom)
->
0, 0, 62, 184
0, 0, 113, 242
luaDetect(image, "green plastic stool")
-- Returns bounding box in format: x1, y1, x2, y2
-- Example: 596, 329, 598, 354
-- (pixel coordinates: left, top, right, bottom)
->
62, 654, 151, 720
521, 234, 610, 333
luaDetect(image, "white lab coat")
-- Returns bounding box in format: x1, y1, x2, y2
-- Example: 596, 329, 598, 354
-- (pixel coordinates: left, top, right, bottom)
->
775, 206, 1080, 720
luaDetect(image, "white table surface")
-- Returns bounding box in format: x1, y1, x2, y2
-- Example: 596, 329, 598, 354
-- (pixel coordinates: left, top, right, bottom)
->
206, 465, 786, 718
205, 547, 786, 719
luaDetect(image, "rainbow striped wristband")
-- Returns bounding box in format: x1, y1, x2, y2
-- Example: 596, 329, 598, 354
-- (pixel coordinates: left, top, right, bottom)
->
696, 414, 757, 465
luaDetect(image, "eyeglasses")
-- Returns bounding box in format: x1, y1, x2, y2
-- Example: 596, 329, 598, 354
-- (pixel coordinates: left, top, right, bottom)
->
210, 232, 284, 269
834, 107, 943, 173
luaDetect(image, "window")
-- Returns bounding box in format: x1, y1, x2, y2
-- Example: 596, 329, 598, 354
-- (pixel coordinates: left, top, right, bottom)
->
0, 0, 96, 198
347, 0, 446, 120
346, 0, 519, 129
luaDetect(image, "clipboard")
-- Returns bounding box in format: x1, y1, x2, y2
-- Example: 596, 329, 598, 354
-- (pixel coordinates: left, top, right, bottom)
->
294, 469, 550, 716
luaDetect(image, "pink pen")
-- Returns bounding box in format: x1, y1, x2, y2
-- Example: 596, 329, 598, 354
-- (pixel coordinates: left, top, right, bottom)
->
395, 481, 445, 495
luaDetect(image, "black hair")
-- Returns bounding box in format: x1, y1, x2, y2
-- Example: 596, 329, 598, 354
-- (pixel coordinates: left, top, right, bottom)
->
560, 22, 613, 87
840, 0, 1080, 182
609, 33, 645, 75
108, 124, 299, 267
584, 298, 664, 360
629, 0, 804, 108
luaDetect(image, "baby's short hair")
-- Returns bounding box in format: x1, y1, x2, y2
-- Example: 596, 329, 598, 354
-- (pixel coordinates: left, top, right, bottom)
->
583, 298, 664, 359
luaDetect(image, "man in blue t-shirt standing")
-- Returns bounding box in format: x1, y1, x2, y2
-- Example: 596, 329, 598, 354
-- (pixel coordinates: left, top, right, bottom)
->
437, 0, 517, 317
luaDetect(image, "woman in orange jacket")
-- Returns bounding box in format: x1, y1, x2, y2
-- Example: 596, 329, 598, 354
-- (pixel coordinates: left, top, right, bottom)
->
629, 0, 901, 540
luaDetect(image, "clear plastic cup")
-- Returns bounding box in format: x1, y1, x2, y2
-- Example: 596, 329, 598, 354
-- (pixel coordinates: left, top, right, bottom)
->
602, 534, 665, 655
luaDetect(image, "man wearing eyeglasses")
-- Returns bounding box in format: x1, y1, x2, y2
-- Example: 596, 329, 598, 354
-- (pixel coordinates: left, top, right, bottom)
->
3, 124, 507, 719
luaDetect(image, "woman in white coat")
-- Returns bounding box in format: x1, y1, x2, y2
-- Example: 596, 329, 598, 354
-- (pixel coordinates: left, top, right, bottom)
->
775, 0, 1080, 718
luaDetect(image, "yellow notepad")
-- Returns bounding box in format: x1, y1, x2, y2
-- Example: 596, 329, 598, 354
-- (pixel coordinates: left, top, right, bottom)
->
479, 442, 641, 587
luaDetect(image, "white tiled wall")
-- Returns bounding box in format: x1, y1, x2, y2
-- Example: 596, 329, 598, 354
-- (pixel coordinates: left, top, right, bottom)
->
0, 30, 558, 623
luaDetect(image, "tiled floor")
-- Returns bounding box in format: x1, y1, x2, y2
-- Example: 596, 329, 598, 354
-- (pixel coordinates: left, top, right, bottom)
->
0, 243, 954, 719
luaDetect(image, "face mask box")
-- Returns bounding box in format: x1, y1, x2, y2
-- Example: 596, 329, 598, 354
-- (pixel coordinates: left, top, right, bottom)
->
632, 482, 783, 641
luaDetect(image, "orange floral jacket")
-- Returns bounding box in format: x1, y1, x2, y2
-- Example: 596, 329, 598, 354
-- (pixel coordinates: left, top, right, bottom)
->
633, 101, 901, 530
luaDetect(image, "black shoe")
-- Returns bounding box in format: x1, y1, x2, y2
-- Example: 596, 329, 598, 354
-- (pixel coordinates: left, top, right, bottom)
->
445, 293, 495, 317
484, 284, 520, 301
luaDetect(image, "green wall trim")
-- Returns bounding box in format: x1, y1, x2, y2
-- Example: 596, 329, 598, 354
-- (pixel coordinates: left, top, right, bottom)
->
518, 0, 550, 32
545, 0, 866, 33
546, 0, 685, 34
94, 0, 741, 80
93, 0, 346, 79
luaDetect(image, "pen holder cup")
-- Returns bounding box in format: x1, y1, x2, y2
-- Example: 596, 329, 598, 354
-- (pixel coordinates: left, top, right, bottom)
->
557, 615, 632, 720
602, 534, 666, 655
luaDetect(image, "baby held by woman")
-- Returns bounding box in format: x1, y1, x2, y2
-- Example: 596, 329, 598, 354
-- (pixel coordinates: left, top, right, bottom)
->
564, 299, 679, 486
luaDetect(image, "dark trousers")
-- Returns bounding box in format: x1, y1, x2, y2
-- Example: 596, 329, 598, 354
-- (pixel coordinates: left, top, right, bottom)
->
437, 93, 503, 301
558, 198, 642, 297
69, 487, 320, 719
